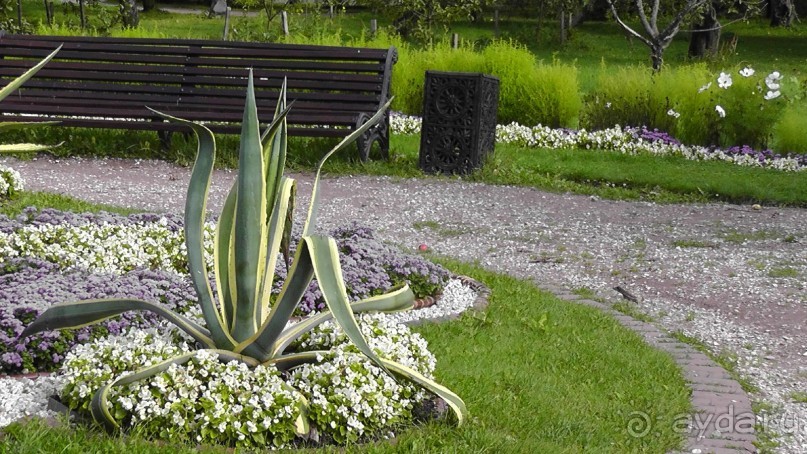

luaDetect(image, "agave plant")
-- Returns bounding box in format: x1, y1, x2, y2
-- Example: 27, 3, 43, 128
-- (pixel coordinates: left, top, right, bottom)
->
0, 46, 62, 153
19, 70, 467, 436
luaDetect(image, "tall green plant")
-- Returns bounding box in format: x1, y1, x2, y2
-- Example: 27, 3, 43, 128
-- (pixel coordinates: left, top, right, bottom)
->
19, 71, 467, 435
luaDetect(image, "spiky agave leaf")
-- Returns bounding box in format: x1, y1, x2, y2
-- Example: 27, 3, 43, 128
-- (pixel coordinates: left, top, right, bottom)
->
0, 46, 62, 153
0, 46, 62, 103
147, 107, 236, 350
18, 298, 214, 347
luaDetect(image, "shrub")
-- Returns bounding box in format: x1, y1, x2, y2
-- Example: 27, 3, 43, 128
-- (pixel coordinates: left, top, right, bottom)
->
391, 39, 580, 128
648, 64, 714, 145
772, 101, 807, 155
582, 65, 652, 131
480, 41, 580, 128
707, 68, 787, 149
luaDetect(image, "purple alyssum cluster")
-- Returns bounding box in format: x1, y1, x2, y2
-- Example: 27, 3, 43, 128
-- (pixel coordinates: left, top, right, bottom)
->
0, 209, 450, 373
273, 222, 450, 315
0, 257, 197, 373
626, 126, 807, 167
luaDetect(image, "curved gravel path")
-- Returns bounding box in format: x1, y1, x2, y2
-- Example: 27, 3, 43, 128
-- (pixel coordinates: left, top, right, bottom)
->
3, 155, 806, 453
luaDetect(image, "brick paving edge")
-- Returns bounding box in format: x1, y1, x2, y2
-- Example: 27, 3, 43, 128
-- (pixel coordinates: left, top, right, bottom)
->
544, 285, 757, 453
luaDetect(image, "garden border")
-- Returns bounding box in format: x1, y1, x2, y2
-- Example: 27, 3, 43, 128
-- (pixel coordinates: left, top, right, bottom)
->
412, 274, 756, 452
539, 282, 757, 454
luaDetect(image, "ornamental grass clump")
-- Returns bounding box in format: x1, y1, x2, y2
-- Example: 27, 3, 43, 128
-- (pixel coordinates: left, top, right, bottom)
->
19, 71, 466, 445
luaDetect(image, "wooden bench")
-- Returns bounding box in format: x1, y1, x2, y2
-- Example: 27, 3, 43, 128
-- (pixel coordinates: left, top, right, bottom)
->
0, 33, 397, 161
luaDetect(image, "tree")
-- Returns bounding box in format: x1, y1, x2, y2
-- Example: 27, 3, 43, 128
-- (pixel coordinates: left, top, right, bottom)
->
769, 0, 796, 26
688, 1, 720, 59
605, 0, 709, 71
360, 0, 481, 41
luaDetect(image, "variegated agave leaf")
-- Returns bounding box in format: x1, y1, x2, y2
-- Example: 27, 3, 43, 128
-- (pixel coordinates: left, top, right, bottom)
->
0, 46, 63, 153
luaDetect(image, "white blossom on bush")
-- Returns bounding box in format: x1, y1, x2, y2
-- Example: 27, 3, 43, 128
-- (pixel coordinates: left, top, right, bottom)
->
289, 313, 436, 443
0, 165, 24, 198
0, 221, 215, 274
59, 327, 304, 448
717, 72, 733, 89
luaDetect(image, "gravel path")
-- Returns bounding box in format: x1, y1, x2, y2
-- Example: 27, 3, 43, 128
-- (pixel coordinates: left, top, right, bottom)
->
3, 155, 807, 452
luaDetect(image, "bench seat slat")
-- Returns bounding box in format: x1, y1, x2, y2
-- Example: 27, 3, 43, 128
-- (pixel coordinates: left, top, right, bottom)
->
8, 79, 381, 104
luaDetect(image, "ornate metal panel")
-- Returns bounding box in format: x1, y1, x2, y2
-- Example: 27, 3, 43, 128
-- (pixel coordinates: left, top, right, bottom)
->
419, 71, 499, 175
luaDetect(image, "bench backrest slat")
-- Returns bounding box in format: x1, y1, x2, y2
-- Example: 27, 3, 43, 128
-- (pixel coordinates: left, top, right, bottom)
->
0, 33, 398, 158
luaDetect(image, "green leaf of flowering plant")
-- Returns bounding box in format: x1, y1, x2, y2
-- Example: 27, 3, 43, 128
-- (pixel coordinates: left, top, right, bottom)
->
0, 143, 56, 152
303, 235, 395, 379
0, 46, 62, 153
231, 70, 265, 342
18, 298, 214, 347
90, 350, 259, 432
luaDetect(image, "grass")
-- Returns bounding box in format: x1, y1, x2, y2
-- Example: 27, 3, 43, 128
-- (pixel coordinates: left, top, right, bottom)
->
0, 191, 140, 218
0, 196, 694, 453
767, 267, 800, 278
317, 134, 807, 207
672, 240, 718, 249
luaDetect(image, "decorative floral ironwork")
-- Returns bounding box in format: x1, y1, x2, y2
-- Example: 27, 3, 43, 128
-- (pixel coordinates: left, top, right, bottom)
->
419, 71, 499, 175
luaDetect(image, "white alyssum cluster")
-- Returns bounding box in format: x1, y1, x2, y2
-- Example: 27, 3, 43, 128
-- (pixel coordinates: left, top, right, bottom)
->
0, 374, 64, 427
0, 164, 24, 198
59, 327, 193, 413
290, 313, 436, 443
59, 328, 303, 448
391, 114, 804, 172
0, 220, 216, 274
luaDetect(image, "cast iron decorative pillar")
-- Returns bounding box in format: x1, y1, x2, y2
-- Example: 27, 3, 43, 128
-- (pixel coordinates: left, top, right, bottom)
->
419, 71, 499, 175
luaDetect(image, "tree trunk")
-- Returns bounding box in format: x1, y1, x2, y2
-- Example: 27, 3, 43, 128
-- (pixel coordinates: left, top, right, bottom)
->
770, 0, 795, 26
119, 0, 139, 27
558, 6, 567, 44
688, 4, 721, 59
650, 43, 664, 71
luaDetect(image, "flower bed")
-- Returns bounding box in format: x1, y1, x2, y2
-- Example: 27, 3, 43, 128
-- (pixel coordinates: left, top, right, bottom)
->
0, 208, 451, 375
57, 312, 437, 447
390, 115, 807, 172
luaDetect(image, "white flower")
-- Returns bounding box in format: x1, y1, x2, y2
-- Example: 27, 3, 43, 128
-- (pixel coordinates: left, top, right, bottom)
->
698, 82, 712, 93
764, 90, 781, 100
667, 109, 680, 119
715, 105, 726, 118
605, 102, 612, 109
717, 72, 733, 89
765, 71, 783, 90
739, 67, 755, 77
